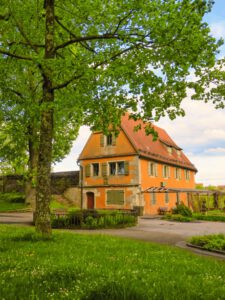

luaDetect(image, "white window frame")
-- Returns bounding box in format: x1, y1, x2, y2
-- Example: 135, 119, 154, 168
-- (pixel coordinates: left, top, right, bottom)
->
185, 170, 190, 181
162, 165, 170, 178
174, 167, 181, 180
149, 162, 158, 177
109, 161, 125, 176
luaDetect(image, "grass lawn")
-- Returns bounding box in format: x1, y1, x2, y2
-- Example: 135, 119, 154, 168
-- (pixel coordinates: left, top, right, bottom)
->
1, 226, 225, 299
0, 193, 28, 212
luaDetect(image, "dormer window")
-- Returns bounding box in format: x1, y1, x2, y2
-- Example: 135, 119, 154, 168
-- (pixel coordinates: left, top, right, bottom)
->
167, 146, 172, 154
176, 149, 181, 157
100, 133, 116, 146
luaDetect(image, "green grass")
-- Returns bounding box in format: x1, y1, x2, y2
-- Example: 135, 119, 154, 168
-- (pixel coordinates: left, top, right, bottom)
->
1, 226, 225, 299
0, 192, 27, 212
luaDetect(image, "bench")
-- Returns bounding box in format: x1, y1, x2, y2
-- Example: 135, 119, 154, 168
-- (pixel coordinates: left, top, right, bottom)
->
158, 207, 169, 215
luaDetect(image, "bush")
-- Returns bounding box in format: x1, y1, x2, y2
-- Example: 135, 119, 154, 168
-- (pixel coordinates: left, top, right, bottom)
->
194, 214, 225, 222
163, 214, 192, 222
189, 234, 225, 251
51, 210, 137, 229
172, 204, 192, 217
0, 192, 25, 203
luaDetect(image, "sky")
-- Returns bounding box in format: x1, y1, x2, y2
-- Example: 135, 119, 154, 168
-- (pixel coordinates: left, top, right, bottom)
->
54, 0, 225, 186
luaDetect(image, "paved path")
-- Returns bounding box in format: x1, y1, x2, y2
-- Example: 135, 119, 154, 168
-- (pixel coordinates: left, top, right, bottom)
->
1, 212, 225, 259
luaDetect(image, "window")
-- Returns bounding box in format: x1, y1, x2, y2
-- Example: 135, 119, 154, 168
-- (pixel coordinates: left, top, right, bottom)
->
165, 192, 169, 204
174, 167, 181, 180
107, 134, 113, 145
92, 163, 99, 176
185, 170, 190, 181
167, 146, 172, 154
149, 162, 158, 177
118, 161, 125, 175
150, 193, 156, 205
100, 133, 116, 147
109, 162, 116, 175
109, 161, 128, 176
162, 165, 170, 178
107, 190, 124, 205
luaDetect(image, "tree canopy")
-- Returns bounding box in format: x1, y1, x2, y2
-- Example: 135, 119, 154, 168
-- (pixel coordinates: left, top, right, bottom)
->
0, 0, 221, 236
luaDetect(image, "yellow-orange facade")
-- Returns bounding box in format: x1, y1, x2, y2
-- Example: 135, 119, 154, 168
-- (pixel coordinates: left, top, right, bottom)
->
78, 114, 197, 215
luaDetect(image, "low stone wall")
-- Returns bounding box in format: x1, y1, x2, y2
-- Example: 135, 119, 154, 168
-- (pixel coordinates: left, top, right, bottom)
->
0, 171, 80, 194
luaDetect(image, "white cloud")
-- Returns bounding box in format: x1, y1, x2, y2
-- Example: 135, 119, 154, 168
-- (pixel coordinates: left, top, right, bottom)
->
188, 154, 225, 186
210, 21, 225, 39
53, 126, 91, 172
204, 147, 225, 154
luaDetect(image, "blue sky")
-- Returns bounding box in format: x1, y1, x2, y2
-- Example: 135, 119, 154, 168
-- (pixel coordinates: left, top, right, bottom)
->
54, 1, 225, 186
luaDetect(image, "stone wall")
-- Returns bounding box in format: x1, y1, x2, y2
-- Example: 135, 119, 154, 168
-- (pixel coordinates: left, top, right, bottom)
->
0, 171, 80, 194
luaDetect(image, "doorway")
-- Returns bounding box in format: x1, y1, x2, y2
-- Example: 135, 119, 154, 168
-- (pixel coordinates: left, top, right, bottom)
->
87, 192, 94, 209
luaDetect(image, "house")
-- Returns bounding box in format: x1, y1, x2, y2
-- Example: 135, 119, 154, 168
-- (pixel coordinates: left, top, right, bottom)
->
78, 113, 197, 214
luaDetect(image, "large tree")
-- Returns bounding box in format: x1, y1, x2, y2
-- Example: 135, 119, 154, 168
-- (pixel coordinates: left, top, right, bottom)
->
0, 59, 82, 207
0, 0, 221, 237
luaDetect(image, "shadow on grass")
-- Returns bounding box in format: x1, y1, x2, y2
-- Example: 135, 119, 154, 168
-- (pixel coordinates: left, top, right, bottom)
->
5, 232, 56, 243
83, 282, 145, 300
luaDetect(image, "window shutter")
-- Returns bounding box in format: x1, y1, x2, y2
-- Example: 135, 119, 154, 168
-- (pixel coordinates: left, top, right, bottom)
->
155, 163, 158, 177
102, 163, 108, 176
85, 164, 91, 177
124, 161, 129, 175
162, 166, 165, 178
112, 133, 116, 146
100, 134, 104, 147
168, 166, 170, 178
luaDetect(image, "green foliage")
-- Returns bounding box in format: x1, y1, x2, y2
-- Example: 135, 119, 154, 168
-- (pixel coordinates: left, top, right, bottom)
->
0, 0, 221, 235
172, 204, 193, 217
194, 213, 225, 222
0, 192, 25, 203
51, 209, 137, 229
163, 214, 193, 222
0, 192, 27, 211
189, 234, 225, 252
1, 226, 225, 299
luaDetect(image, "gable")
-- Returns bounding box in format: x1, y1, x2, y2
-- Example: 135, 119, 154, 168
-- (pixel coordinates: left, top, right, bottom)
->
79, 129, 137, 160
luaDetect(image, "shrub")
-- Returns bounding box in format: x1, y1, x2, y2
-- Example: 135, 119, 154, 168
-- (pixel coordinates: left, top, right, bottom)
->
51, 210, 137, 229
194, 214, 225, 222
163, 214, 192, 222
172, 204, 192, 217
189, 234, 225, 252
0, 192, 25, 203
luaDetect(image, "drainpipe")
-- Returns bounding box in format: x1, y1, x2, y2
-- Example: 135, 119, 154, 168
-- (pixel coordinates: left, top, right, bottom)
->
77, 161, 83, 209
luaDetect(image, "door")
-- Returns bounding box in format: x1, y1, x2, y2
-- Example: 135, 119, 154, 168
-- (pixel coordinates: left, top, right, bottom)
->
87, 192, 94, 209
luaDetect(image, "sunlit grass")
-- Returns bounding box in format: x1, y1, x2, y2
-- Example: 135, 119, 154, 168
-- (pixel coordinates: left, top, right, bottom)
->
0, 225, 225, 299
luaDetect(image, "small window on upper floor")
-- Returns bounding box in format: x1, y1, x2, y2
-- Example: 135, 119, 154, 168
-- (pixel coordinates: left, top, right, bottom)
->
162, 165, 170, 178
167, 146, 172, 154
174, 167, 181, 180
149, 162, 158, 177
107, 134, 113, 145
185, 170, 190, 181
92, 163, 99, 176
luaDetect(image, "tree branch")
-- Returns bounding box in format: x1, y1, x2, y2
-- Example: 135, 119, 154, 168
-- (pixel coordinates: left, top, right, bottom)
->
52, 73, 83, 91
55, 16, 97, 53
0, 49, 33, 60
55, 33, 120, 51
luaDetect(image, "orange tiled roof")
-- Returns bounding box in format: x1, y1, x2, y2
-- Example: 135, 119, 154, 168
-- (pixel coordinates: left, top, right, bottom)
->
121, 113, 197, 172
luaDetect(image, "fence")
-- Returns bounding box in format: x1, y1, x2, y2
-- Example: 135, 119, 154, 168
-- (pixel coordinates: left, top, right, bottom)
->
51, 209, 138, 229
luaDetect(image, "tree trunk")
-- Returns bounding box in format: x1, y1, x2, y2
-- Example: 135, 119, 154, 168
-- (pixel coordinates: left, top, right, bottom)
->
35, 0, 55, 238
25, 125, 39, 210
